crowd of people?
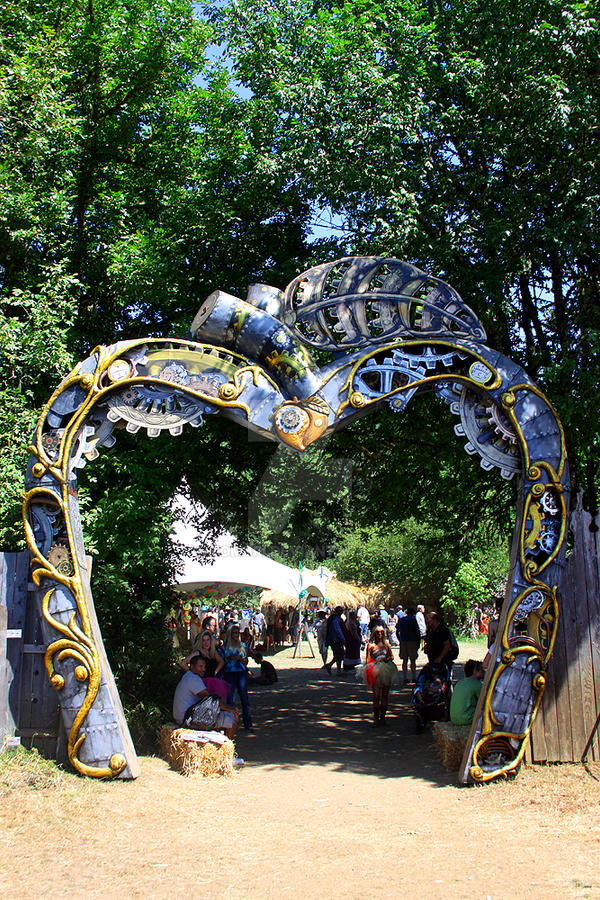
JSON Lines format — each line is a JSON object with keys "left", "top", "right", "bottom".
{"left": 172, "top": 609, "right": 278, "bottom": 736}
{"left": 314, "top": 602, "right": 497, "bottom": 731}
{"left": 172, "top": 599, "right": 500, "bottom": 739}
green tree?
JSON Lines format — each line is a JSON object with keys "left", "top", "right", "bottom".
{"left": 216, "top": 0, "right": 600, "bottom": 501}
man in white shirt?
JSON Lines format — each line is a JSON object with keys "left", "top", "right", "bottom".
{"left": 357, "top": 604, "right": 370, "bottom": 644}
{"left": 416, "top": 605, "right": 427, "bottom": 644}
{"left": 173, "top": 656, "right": 238, "bottom": 738}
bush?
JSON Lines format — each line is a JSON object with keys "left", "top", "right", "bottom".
{"left": 331, "top": 518, "right": 454, "bottom": 605}
{"left": 439, "top": 562, "right": 489, "bottom": 631}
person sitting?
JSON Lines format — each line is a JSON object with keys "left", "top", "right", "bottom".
{"left": 172, "top": 655, "right": 238, "bottom": 738}
{"left": 241, "top": 626, "right": 255, "bottom": 655}
{"left": 450, "top": 659, "right": 485, "bottom": 725}
{"left": 250, "top": 651, "right": 278, "bottom": 685}
{"left": 179, "top": 649, "right": 229, "bottom": 702}
{"left": 201, "top": 614, "right": 217, "bottom": 635}
{"left": 412, "top": 662, "right": 451, "bottom": 733}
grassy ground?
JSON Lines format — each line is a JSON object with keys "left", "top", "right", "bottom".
{"left": 456, "top": 633, "right": 489, "bottom": 659}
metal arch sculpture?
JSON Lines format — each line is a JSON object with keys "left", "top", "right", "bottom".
{"left": 23, "top": 256, "right": 569, "bottom": 783}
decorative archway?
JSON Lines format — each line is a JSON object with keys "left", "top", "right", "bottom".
{"left": 23, "top": 257, "right": 569, "bottom": 782}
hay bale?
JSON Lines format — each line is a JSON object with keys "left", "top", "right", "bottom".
{"left": 158, "top": 725, "right": 236, "bottom": 777}
{"left": 433, "top": 722, "right": 471, "bottom": 771}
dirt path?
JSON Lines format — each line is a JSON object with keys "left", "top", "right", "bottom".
{"left": 1, "top": 647, "right": 600, "bottom": 899}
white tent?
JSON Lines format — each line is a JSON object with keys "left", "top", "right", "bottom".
{"left": 170, "top": 492, "right": 331, "bottom": 600}
{"left": 173, "top": 553, "right": 329, "bottom": 599}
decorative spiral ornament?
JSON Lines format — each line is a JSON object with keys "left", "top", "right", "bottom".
{"left": 219, "top": 382, "right": 239, "bottom": 401}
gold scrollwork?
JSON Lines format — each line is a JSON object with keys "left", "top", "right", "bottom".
{"left": 23, "top": 352, "right": 123, "bottom": 777}
{"left": 349, "top": 391, "right": 367, "bottom": 409}
{"left": 335, "top": 339, "right": 502, "bottom": 417}
{"left": 23, "top": 338, "right": 279, "bottom": 779}
{"left": 219, "top": 382, "right": 240, "bottom": 401}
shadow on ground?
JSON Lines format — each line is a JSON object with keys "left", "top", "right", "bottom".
{"left": 238, "top": 655, "right": 457, "bottom": 788}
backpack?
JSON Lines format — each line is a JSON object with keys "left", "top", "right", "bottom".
{"left": 184, "top": 694, "right": 220, "bottom": 729}
{"left": 448, "top": 629, "right": 460, "bottom": 661}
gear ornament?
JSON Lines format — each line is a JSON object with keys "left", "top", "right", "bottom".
{"left": 23, "top": 257, "right": 569, "bottom": 786}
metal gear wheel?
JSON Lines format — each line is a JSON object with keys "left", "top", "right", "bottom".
{"left": 439, "top": 384, "right": 521, "bottom": 480}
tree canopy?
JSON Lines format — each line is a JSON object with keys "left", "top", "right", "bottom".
{"left": 1, "top": 0, "right": 598, "bottom": 707}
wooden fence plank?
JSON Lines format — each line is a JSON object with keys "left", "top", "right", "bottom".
{"left": 571, "top": 508, "right": 598, "bottom": 760}
{"left": 0, "top": 603, "right": 7, "bottom": 749}
{"left": 1, "top": 552, "right": 28, "bottom": 738}
{"left": 551, "top": 576, "right": 574, "bottom": 761}
{"left": 581, "top": 520, "right": 600, "bottom": 760}
{"left": 529, "top": 496, "right": 600, "bottom": 764}
{"left": 537, "top": 590, "right": 561, "bottom": 761}
{"left": 0, "top": 550, "right": 61, "bottom": 758}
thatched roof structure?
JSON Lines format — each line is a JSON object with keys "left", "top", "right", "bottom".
{"left": 261, "top": 578, "right": 382, "bottom": 610}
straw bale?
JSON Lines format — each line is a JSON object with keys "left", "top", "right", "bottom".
{"left": 158, "top": 725, "right": 236, "bottom": 777}
{"left": 432, "top": 721, "right": 471, "bottom": 771}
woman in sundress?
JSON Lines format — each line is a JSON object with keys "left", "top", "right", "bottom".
{"left": 364, "top": 625, "right": 398, "bottom": 726}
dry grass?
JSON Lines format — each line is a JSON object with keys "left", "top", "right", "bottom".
{"left": 157, "top": 725, "right": 236, "bottom": 777}
{"left": 488, "top": 759, "right": 600, "bottom": 817}
{"left": 2, "top": 654, "right": 600, "bottom": 899}
{"left": 0, "top": 746, "right": 66, "bottom": 794}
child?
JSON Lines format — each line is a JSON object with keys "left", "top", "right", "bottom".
{"left": 251, "top": 651, "right": 278, "bottom": 685}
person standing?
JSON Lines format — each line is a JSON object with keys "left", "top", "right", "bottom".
{"left": 252, "top": 607, "right": 266, "bottom": 643}
{"left": 324, "top": 606, "right": 346, "bottom": 676}
{"left": 315, "top": 609, "right": 329, "bottom": 665}
{"left": 388, "top": 610, "right": 399, "bottom": 645}
{"left": 415, "top": 605, "right": 427, "bottom": 645}
{"left": 396, "top": 607, "right": 421, "bottom": 684}
{"left": 357, "top": 603, "right": 370, "bottom": 646}
{"left": 222, "top": 623, "right": 254, "bottom": 732}
{"left": 424, "top": 612, "right": 453, "bottom": 667}
{"left": 289, "top": 604, "right": 300, "bottom": 644}
{"left": 364, "top": 625, "right": 398, "bottom": 726}
{"left": 342, "top": 610, "right": 362, "bottom": 670}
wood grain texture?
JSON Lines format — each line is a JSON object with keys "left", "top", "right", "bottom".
{"left": 529, "top": 495, "right": 600, "bottom": 762}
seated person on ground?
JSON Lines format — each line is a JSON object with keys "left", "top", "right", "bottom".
{"left": 412, "top": 662, "right": 451, "bottom": 733}
{"left": 250, "top": 651, "right": 278, "bottom": 684}
{"left": 173, "top": 655, "right": 238, "bottom": 739}
{"left": 449, "top": 659, "right": 485, "bottom": 725}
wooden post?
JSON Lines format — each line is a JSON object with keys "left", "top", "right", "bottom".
{"left": 0, "top": 552, "right": 28, "bottom": 742}
{"left": 529, "top": 494, "right": 600, "bottom": 762}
